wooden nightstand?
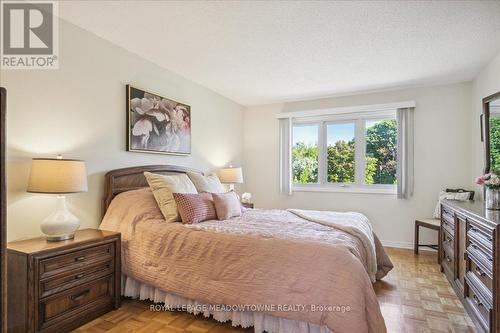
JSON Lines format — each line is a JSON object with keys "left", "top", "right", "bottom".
{"left": 242, "top": 202, "right": 254, "bottom": 209}
{"left": 7, "top": 229, "right": 121, "bottom": 333}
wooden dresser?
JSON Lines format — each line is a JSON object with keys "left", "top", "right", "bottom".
{"left": 440, "top": 200, "right": 499, "bottom": 333}
{"left": 7, "top": 229, "right": 121, "bottom": 333}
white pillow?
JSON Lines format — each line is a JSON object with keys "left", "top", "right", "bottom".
{"left": 187, "top": 172, "right": 224, "bottom": 193}
{"left": 144, "top": 172, "right": 197, "bottom": 222}
{"left": 432, "top": 191, "right": 471, "bottom": 218}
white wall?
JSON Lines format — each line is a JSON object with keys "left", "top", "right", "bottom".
{"left": 3, "top": 16, "right": 496, "bottom": 247}
{"left": 243, "top": 83, "right": 473, "bottom": 247}
{"left": 1, "top": 20, "right": 244, "bottom": 241}
{"left": 472, "top": 51, "right": 500, "bottom": 197}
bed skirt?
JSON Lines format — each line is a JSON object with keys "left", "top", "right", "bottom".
{"left": 122, "top": 275, "right": 333, "bottom": 333}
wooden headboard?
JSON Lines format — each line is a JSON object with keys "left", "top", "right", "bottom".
{"left": 102, "top": 165, "right": 203, "bottom": 217}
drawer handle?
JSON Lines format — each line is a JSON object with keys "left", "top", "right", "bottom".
{"left": 446, "top": 256, "right": 452, "bottom": 263}
{"left": 473, "top": 294, "right": 483, "bottom": 307}
{"left": 75, "top": 256, "right": 86, "bottom": 262}
{"left": 70, "top": 290, "right": 90, "bottom": 302}
{"left": 75, "top": 273, "right": 84, "bottom": 280}
{"left": 475, "top": 266, "right": 486, "bottom": 277}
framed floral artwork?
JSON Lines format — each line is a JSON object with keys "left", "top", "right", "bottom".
{"left": 126, "top": 85, "right": 191, "bottom": 155}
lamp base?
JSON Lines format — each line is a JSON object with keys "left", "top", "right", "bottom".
{"left": 41, "top": 195, "right": 80, "bottom": 242}
{"left": 46, "top": 234, "right": 75, "bottom": 242}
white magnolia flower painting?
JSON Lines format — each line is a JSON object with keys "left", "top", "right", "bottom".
{"left": 127, "top": 85, "right": 191, "bottom": 155}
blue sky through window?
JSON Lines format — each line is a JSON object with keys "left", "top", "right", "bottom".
{"left": 327, "top": 123, "right": 355, "bottom": 145}
{"left": 293, "top": 123, "right": 357, "bottom": 146}
{"left": 293, "top": 125, "right": 318, "bottom": 146}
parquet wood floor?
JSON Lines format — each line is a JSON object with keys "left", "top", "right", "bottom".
{"left": 73, "top": 248, "right": 476, "bottom": 333}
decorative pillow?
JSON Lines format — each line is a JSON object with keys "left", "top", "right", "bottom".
{"left": 433, "top": 190, "right": 471, "bottom": 218}
{"left": 187, "top": 172, "right": 224, "bottom": 193}
{"left": 173, "top": 192, "right": 216, "bottom": 224}
{"left": 144, "top": 172, "right": 197, "bottom": 222}
{"left": 212, "top": 191, "right": 242, "bottom": 220}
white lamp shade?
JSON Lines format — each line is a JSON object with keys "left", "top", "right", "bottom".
{"left": 27, "top": 158, "right": 88, "bottom": 194}
{"left": 218, "top": 167, "right": 244, "bottom": 184}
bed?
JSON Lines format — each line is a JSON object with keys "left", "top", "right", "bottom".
{"left": 99, "top": 165, "right": 393, "bottom": 333}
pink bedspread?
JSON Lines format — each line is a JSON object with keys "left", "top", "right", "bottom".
{"left": 100, "top": 188, "right": 393, "bottom": 333}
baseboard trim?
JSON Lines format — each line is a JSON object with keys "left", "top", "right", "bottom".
{"left": 381, "top": 240, "right": 438, "bottom": 252}
{"left": 380, "top": 240, "right": 414, "bottom": 249}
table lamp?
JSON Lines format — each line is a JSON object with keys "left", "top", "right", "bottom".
{"left": 27, "top": 156, "right": 88, "bottom": 241}
{"left": 218, "top": 166, "right": 243, "bottom": 191}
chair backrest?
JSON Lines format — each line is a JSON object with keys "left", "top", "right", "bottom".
{"left": 445, "top": 188, "right": 475, "bottom": 200}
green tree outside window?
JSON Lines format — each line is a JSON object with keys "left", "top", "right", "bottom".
{"left": 292, "top": 119, "right": 397, "bottom": 185}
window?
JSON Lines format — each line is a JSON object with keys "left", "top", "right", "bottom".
{"left": 292, "top": 124, "right": 319, "bottom": 184}
{"left": 290, "top": 110, "right": 398, "bottom": 193}
{"left": 327, "top": 122, "right": 355, "bottom": 183}
{"left": 279, "top": 102, "right": 415, "bottom": 197}
{"left": 365, "top": 119, "right": 397, "bottom": 185}
{"left": 490, "top": 107, "right": 500, "bottom": 171}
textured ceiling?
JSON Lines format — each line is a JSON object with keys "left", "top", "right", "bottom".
{"left": 59, "top": 1, "right": 500, "bottom": 106}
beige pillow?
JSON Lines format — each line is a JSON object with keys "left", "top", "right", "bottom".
{"left": 144, "top": 172, "right": 197, "bottom": 222}
{"left": 212, "top": 191, "right": 242, "bottom": 220}
{"left": 187, "top": 172, "right": 224, "bottom": 193}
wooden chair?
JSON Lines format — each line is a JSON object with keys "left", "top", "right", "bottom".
{"left": 414, "top": 189, "right": 475, "bottom": 261}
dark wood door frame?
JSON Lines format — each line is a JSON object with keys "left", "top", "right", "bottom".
{"left": 1, "top": 87, "right": 6, "bottom": 333}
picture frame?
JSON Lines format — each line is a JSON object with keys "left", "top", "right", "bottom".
{"left": 126, "top": 85, "right": 191, "bottom": 155}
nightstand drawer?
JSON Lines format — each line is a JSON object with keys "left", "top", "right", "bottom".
{"left": 39, "top": 275, "right": 115, "bottom": 330}
{"left": 39, "top": 242, "right": 114, "bottom": 279}
{"left": 40, "top": 259, "right": 114, "bottom": 298}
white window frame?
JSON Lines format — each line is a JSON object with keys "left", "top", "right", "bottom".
{"left": 291, "top": 110, "right": 398, "bottom": 194}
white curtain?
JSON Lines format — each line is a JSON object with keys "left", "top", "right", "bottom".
{"left": 396, "top": 107, "right": 415, "bottom": 199}
{"left": 279, "top": 118, "right": 292, "bottom": 195}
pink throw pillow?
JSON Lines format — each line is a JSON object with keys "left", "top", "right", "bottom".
{"left": 173, "top": 192, "right": 216, "bottom": 224}
{"left": 212, "top": 191, "right": 242, "bottom": 220}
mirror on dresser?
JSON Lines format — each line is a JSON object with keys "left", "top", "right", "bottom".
{"left": 483, "top": 91, "right": 500, "bottom": 173}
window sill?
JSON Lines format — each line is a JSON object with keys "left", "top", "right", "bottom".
{"left": 292, "top": 185, "right": 397, "bottom": 195}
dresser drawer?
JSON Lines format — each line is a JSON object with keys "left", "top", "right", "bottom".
{"left": 468, "top": 219, "right": 494, "bottom": 243}
{"left": 442, "top": 227, "right": 454, "bottom": 248}
{"left": 39, "top": 242, "right": 114, "bottom": 279}
{"left": 468, "top": 257, "right": 493, "bottom": 297}
{"left": 39, "top": 274, "right": 115, "bottom": 330}
{"left": 441, "top": 205, "right": 454, "bottom": 220}
{"left": 468, "top": 225, "right": 493, "bottom": 255}
{"left": 40, "top": 259, "right": 114, "bottom": 298}
{"left": 465, "top": 274, "right": 492, "bottom": 332}
{"left": 442, "top": 211, "right": 455, "bottom": 232}
{"left": 467, "top": 244, "right": 493, "bottom": 277}
{"left": 442, "top": 242, "right": 454, "bottom": 280}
